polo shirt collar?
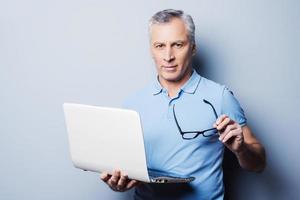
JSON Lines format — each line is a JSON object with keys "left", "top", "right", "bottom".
{"left": 152, "top": 76, "right": 162, "bottom": 95}
{"left": 152, "top": 69, "right": 201, "bottom": 95}
{"left": 181, "top": 69, "right": 201, "bottom": 94}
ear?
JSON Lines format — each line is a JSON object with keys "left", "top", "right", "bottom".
{"left": 192, "top": 43, "right": 196, "bottom": 56}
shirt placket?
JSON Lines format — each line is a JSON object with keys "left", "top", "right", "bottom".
{"left": 161, "top": 89, "right": 181, "bottom": 119}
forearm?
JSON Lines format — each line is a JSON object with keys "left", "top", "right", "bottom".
{"left": 235, "top": 142, "right": 266, "bottom": 172}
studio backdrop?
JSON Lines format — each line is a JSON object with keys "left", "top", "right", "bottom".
{"left": 0, "top": 0, "right": 299, "bottom": 199}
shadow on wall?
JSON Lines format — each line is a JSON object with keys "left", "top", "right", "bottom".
{"left": 192, "top": 46, "right": 214, "bottom": 81}
{"left": 222, "top": 153, "right": 288, "bottom": 200}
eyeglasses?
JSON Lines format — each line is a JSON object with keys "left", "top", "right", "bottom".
{"left": 172, "top": 99, "right": 218, "bottom": 140}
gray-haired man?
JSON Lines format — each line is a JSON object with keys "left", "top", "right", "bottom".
{"left": 100, "top": 9, "right": 266, "bottom": 200}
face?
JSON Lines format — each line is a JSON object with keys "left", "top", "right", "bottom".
{"left": 150, "top": 17, "right": 196, "bottom": 85}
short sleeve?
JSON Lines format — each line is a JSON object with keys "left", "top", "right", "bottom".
{"left": 221, "top": 87, "right": 247, "bottom": 126}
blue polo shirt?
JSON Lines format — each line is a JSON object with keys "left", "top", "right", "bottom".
{"left": 123, "top": 70, "right": 247, "bottom": 200}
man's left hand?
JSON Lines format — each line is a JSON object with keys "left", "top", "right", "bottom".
{"left": 213, "top": 114, "right": 244, "bottom": 154}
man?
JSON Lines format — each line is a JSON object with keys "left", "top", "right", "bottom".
{"left": 100, "top": 9, "right": 266, "bottom": 200}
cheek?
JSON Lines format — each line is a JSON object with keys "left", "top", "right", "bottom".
{"left": 177, "top": 52, "right": 190, "bottom": 65}
{"left": 152, "top": 54, "right": 163, "bottom": 65}
{"left": 181, "top": 50, "right": 193, "bottom": 64}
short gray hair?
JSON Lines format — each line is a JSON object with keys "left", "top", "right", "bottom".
{"left": 149, "top": 9, "right": 195, "bottom": 44}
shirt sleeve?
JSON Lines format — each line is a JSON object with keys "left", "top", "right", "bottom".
{"left": 221, "top": 87, "right": 247, "bottom": 126}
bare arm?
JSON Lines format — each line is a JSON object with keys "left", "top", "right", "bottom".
{"left": 214, "top": 115, "right": 266, "bottom": 172}
{"left": 234, "top": 126, "right": 266, "bottom": 172}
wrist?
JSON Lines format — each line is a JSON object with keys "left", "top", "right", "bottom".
{"left": 234, "top": 142, "right": 248, "bottom": 156}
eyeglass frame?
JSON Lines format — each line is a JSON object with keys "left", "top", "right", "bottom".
{"left": 172, "top": 99, "right": 219, "bottom": 140}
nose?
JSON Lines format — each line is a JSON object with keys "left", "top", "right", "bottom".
{"left": 163, "top": 47, "right": 175, "bottom": 62}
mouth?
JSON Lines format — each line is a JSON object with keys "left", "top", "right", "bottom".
{"left": 162, "top": 65, "right": 177, "bottom": 71}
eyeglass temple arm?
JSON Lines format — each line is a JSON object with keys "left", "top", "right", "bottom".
{"left": 172, "top": 104, "right": 183, "bottom": 132}
{"left": 203, "top": 99, "right": 218, "bottom": 119}
{"left": 173, "top": 101, "right": 218, "bottom": 134}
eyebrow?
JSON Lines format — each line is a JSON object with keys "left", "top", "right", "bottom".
{"left": 153, "top": 40, "right": 186, "bottom": 45}
{"left": 173, "top": 40, "right": 185, "bottom": 43}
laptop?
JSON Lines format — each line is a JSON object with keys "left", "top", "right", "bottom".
{"left": 63, "top": 103, "right": 195, "bottom": 183}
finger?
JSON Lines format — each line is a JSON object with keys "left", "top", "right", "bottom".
{"left": 214, "top": 116, "right": 226, "bottom": 131}
{"left": 222, "top": 130, "right": 239, "bottom": 143}
{"left": 117, "top": 173, "right": 128, "bottom": 190}
{"left": 216, "top": 117, "right": 233, "bottom": 132}
{"left": 215, "top": 114, "right": 227, "bottom": 125}
{"left": 219, "top": 124, "right": 236, "bottom": 141}
{"left": 126, "top": 180, "right": 139, "bottom": 190}
{"left": 108, "top": 170, "right": 121, "bottom": 187}
{"left": 126, "top": 180, "right": 138, "bottom": 190}
{"left": 100, "top": 172, "right": 111, "bottom": 182}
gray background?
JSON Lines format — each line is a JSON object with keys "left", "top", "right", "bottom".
{"left": 1, "top": 0, "right": 299, "bottom": 199}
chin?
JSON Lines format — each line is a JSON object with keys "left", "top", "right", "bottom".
{"left": 160, "top": 71, "right": 182, "bottom": 82}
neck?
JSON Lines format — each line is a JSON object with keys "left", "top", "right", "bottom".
{"left": 159, "top": 68, "right": 193, "bottom": 98}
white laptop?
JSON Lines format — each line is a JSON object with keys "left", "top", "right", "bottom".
{"left": 63, "top": 103, "right": 194, "bottom": 183}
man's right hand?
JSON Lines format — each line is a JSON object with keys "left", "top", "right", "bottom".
{"left": 100, "top": 170, "right": 140, "bottom": 192}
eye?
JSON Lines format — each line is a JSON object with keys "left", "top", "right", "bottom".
{"left": 174, "top": 43, "right": 183, "bottom": 48}
{"left": 155, "top": 44, "right": 164, "bottom": 49}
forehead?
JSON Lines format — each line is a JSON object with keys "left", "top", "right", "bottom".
{"left": 150, "top": 18, "right": 189, "bottom": 43}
